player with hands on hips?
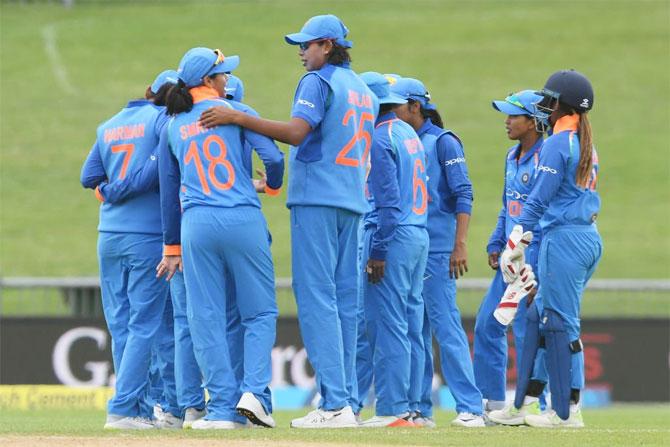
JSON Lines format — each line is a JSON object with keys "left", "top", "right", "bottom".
{"left": 198, "top": 16, "right": 376, "bottom": 429}
{"left": 501, "top": 70, "right": 602, "bottom": 429}
{"left": 388, "top": 77, "right": 482, "bottom": 428}
{"left": 159, "top": 47, "right": 284, "bottom": 430}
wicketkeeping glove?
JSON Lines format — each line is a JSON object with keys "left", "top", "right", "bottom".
{"left": 499, "top": 224, "right": 533, "bottom": 283}
{"left": 493, "top": 264, "right": 536, "bottom": 326}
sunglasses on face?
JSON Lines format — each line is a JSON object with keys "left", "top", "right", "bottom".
{"left": 298, "top": 38, "right": 331, "bottom": 51}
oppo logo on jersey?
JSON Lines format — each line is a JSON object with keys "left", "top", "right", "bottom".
{"left": 444, "top": 157, "right": 465, "bottom": 167}
{"left": 537, "top": 165, "right": 558, "bottom": 174}
{"left": 296, "top": 99, "right": 315, "bottom": 108}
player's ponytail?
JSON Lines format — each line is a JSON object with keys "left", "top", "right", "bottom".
{"left": 575, "top": 112, "right": 594, "bottom": 188}
{"left": 422, "top": 107, "right": 444, "bottom": 129}
{"left": 326, "top": 42, "right": 351, "bottom": 65}
{"left": 166, "top": 79, "right": 194, "bottom": 116}
{"left": 152, "top": 83, "right": 173, "bottom": 107}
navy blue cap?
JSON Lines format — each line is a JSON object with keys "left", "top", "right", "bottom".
{"left": 542, "top": 69, "right": 594, "bottom": 112}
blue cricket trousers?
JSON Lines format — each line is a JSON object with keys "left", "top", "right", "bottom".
{"left": 98, "top": 231, "right": 168, "bottom": 418}
{"left": 367, "top": 225, "right": 428, "bottom": 416}
{"left": 291, "top": 205, "right": 361, "bottom": 411}
{"left": 537, "top": 226, "right": 602, "bottom": 390}
{"left": 181, "top": 205, "right": 278, "bottom": 421}
{"left": 418, "top": 252, "right": 483, "bottom": 416}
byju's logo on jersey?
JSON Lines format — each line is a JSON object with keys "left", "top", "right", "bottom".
{"left": 296, "top": 99, "right": 315, "bottom": 108}
{"left": 538, "top": 165, "right": 558, "bottom": 174}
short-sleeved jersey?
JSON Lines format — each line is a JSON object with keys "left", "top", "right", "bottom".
{"left": 519, "top": 114, "right": 600, "bottom": 233}
{"left": 91, "top": 99, "right": 163, "bottom": 234}
{"left": 287, "top": 63, "right": 378, "bottom": 214}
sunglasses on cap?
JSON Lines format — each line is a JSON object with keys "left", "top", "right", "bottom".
{"left": 212, "top": 49, "right": 226, "bottom": 66}
{"left": 505, "top": 93, "right": 534, "bottom": 114}
{"left": 298, "top": 38, "right": 332, "bottom": 51}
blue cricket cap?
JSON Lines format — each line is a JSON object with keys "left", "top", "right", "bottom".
{"left": 224, "top": 74, "right": 245, "bottom": 102}
{"left": 384, "top": 73, "right": 402, "bottom": 86}
{"left": 391, "top": 77, "right": 436, "bottom": 110}
{"left": 492, "top": 90, "right": 543, "bottom": 116}
{"left": 285, "top": 15, "right": 353, "bottom": 48}
{"left": 360, "top": 71, "right": 407, "bottom": 105}
{"left": 177, "top": 47, "right": 240, "bottom": 88}
{"left": 150, "top": 69, "right": 179, "bottom": 94}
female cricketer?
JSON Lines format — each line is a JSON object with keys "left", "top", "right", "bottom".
{"left": 474, "top": 90, "right": 546, "bottom": 418}
{"left": 497, "top": 70, "right": 602, "bottom": 428}
{"left": 198, "top": 15, "right": 376, "bottom": 428}
{"left": 356, "top": 71, "right": 428, "bottom": 428}
{"left": 389, "top": 77, "right": 483, "bottom": 428}
{"left": 158, "top": 47, "right": 284, "bottom": 429}
{"left": 80, "top": 71, "right": 178, "bottom": 430}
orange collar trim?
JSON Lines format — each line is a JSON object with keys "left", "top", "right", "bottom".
{"left": 553, "top": 114, "right": 579, "bottom": 133}
{"left": 190, "top": 86, "right": 219, "bottom": 104}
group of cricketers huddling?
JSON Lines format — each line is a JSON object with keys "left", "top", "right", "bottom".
{"left": 81, "top": 14, "right": 602, "bottom": 430}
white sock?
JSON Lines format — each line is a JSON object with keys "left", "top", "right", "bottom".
{"left": 523, "top": 396, "right": 539, "bottom": 405}
{"left": 486, "top": 400, "right": 505, "bottom": 411}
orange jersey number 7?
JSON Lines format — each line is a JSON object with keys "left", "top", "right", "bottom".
{"left": 111, "top": 143, "right": 135, "bottom": 180}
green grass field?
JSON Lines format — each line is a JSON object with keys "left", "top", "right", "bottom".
{"left": 1, "top": 0, "right": 669, "bottom": 280}
{"left": 1, "top": 406, "right": 669, "bottom": 446}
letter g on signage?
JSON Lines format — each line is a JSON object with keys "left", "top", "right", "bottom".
{"left": 52, "top": 327, "right": 110, "bottom": 386}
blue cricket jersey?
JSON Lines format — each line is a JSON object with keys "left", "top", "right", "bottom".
{"left": 366, "top": 112, "right": 428, "bottom": 260}
{"left": 417, "top": 119, "right": 474, "bottom": 254}
{"left": 518, "top": 114, "right": 600, "bottom": 233}
{"left": 80, "top": 99, "right": 164, "bottom": 235}
{"left": 159, "top": 87, "right": 284, "bottom": 249}
{"left": 287, "top": 63, "right": 377, "bottom": 215}
{"left": 487, "top": 137, "right": 543, "bottom": 254}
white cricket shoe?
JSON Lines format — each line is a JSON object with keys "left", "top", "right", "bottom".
{"left": 290, "top": 405, "right": 359, "bottom": 429}
{"left": 153, "top": 404, "right": 165, "bottom": 422}
{"left": 411, "top": 412, "right": 436, "bottom": 428}
{"left": 359, "top": 413, "right": 416, "bottom": 428}
{"left": 183, "top": 407, "right": 206, "bottom": 429}
{"left": 451, "top": 412, "right": 486, "bottom": 428}
{"left": 156, "top": 411, "right": 183, "bottom": 429}
{"left": 236, "top": 392, "right": 276, "bottom": 428}
{"left": 191, "top": 419, "right": 248, "bottom": 430}
{"left": 104, "top": 416, "right": 155, "bottom": 430}
{"left": 525, "top": 408, "right": 584, "bottom": 428}
{"left": 103, "top": 414, "right": 124, "bottom": 429}
{"left": 488, "top": 401, "right": 541, "bottom": 426}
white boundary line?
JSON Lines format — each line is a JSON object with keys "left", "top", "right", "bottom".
{"left": 41, "top": 24, "right": 78, "bottom": 96}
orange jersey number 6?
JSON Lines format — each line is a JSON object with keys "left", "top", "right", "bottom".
{"left": 412, "top": 158, "right": 427, "bottom": 215}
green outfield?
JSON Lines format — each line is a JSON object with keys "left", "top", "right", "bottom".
{"left": 1, "top": 0, "right": 669, "bottom": 280}
{"left": 1, "top": 406, "right": 669, "bottom": 446}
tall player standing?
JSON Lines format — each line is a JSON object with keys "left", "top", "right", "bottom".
{"left": 199, "top": 15, "right": 376, "bottom": 428}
